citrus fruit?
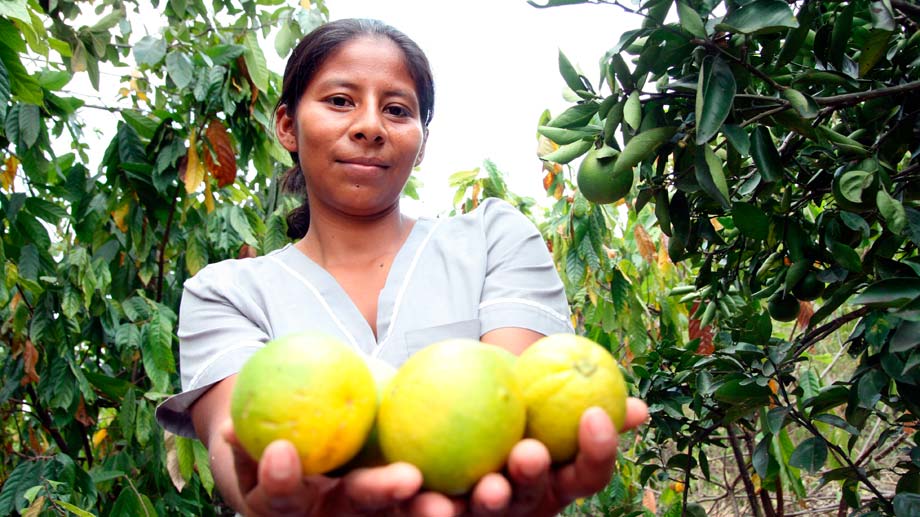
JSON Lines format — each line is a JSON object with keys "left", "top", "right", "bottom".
{"left": 577, "top": 147, "right": 632, "bottom": 204}
{"left": 377, "top": 339, "right": 525, "bottom": 495}
{"left": 792, "top": 270, "right": 824, "bottom": 301}
{"left": 513, "top": 334, "right": 627, "bottom": 463}
{"left": 230, "top": 332, "right": 376, "bottom": 475}
{"left": 767, "top": 291, "right": 800, "bottom": 322}
{"left": 344, "top": 356, "right": 397, "bottom": 469}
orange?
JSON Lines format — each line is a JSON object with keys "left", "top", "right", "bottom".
{"left": 577, "top": 147, "right": 632, "bottom": 204}
{"left": 514, "top": 334, "right": 627, "bottom": 463}
{"left": 344, "top": 356, "right": 398, "bottom": 469}
{"left": 377, "top": 339, "right": 525, "bottom": 495}
{"left": 767, "top": 291, "right": 800, "bottom": 322}
{"left": 230, "top": 332, "right": 376, "bottom": 475}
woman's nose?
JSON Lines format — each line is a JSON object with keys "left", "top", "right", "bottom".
{"left": 350, "top": 106, "right": 386, "bottom": 144}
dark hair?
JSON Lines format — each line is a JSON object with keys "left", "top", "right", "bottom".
{"left": 277, "top": 18, "right": 435, "bottom": 239}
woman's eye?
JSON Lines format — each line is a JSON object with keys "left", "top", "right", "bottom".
{"left": 385, "top": 105, "right": 410, "bottom": 117}
{"left": 328, "top": 96, "right": 351, "bottom": 107}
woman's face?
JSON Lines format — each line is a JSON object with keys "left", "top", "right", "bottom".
{"left": 276, "top": 36, "right": 426, "bottom": 220}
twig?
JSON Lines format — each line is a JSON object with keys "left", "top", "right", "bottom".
{"left": 25, "top": 385, "right": 71, "bottom": 456}
{"left": 727, "top": 424, "right": 764, "bottom": 517}
{"left": 692, "top": 39, "right": 787, "bottom": 92}
{"left": 156, "top": 184, "right": 181, "bottom": 302}
{"left": 815, "top": 80, "right": 920, "bottom": 107}
{"left": 739, "top": 104, "right": 792, "bottom": 129}
{"left": 892, "top": 0, "right": 920, "bottom": 17}
{"left": 791, "top": 307, "right": 871, "bottom": 360}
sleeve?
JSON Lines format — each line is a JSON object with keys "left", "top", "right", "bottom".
{"left": 155, "top": 263, "right": 271, "bottom": 438}
{"left": 477, "top": 198, "right": 574, "bottom": 336}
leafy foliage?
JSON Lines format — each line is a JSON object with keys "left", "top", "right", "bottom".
{"left": 0, "top": 0, "right": 326, "bottom": 513}
{"left": 535, "top": 0, "right": 920, "bottom": 515}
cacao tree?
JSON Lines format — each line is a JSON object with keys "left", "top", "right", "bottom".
{"left": 0, "top": 0, "right": 328, "bottom": 514}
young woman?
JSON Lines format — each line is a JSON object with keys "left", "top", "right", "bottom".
{"left": 156, "top": 18, "right": 648, "bottom": 516}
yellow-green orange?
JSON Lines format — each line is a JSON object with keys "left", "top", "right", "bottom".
{"left": 378, "top": 339, "right": 525, "bottom": 495}
{"left": 345, "top": 356, "right": 398, "bottom": 469}
{"left": 768, "top": 291, "right": 801, "bottom": 322}
{"left": 230, "top": 332, "right": 376, "bottom": 475}
{"left": 514, "top": 334, "right": 627, "bottom": 463}
{"left": 577, "top": 148, "right": 632, "bottom": 204}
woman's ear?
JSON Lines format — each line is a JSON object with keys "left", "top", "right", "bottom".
{"left": 414, "top": 129, "right": 428, "bottom": 167}
{"left": 275, "top": 104, "right": 298, "bottom": 152}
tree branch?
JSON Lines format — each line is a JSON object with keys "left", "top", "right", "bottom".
{"left": 815, "top": 80, "right": 920, "bottom": 107}
{"left": 156, "top": 185, "right": 181, "bottom": 303}
{"left": 727, "top": 424, "right": 764, "bottom": 517}
{"left": 692, "top": 39, "right": 787, "bottom": 92}
{"left": 25, "top": 385, "right": 71, "bottom": 456}
{"left": 892, "top": 0, "right": 920, "bottom": 17}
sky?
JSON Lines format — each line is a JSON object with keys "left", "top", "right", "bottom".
{"left": 322, "top": 0, "right": 641, "bottom": 216}
{"left": 63, "top": 1, "right": 642, "bottom": 217}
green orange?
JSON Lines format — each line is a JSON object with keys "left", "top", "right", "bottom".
{"left": 230, "top": 332, "right": 376, "bottom": 475}
{"left": 377, "top": 339, "right": 525, "bottom": 495}
{"left": 514, "top": 334, "right": 628, "bottom": 463}
{"left": 768, "top": 291, "right": 801, "bottom": 322}
{"left": 577, "top": 147, "right": 632, "bottom": 204}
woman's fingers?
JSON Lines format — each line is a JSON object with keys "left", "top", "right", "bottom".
{"left": 468, "top": 472, "right": 512, "bottom": 515}
{"left": 503, "top": 438, "right": 552, "bottom": 512}
{"left": 405, "top": 491, "right": 465, "bottom": 517}
{"left": 337, "top": 462, "right": 423, "bottom": 511}
{"left": 554, "top": 406, "right": 619, "bottom": 501}
{"left": 622, "top": 397, "right": 650, "bottom": 432}
{"left": 219, "top": 420, "right": 259, "bottom": 496}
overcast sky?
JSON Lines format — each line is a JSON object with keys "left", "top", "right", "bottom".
{"left": 323, "top": 0, "right": 641, "bottom": 216}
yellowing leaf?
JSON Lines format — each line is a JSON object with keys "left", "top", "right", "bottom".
{"left": 2, "top": 155, "right": 18, "bottom": 191}
{"left": 111, "top": 201, "right": 130, "bottom": 232}
{"left": 92, "top": 428, "right": 108, "bottom": 448}
{"left": 20, "top": 339, "right": 40, "bottom": 386}
{"left": 300, "top": 0, "right": 312, "bottom": 8}
{"left": 634, "top": 224, "right": 656, "bottom": 262}
{"left": 204, "top": 180, "right": 215, "bottom": 213}
{"left": 184, "top": 129, "right": 205, "bottom": 194}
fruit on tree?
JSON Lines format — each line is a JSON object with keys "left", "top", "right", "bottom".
{"left": 792, "top": 270, "right": 824, "bottom": 301}
{"left": 377, "top": 339, "right": 525, "bottom": 495}
{"left": 513, "top": 334, "right": 627, "bottom": 463}
{"left": 767, "top": 291, "right": 801, "bottom": 322}
{"left": 230, "top": 332, "right": 376, "bottom": 475}
{"left": 577, "top": 147, "right": 632, "bottom": 204}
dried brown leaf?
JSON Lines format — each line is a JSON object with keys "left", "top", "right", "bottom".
{"left": 634, "top": 224, "right": 656, "bottom": 263}
{"left": 20, "top": 339, "right": 40, "bottom": 386}
{"left": 204, "top": 120, "right": 237, "bottom": 187}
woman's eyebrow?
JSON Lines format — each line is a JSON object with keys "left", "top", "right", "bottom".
{"left": 314, "top": 79, "right": 417, "bottom": 103}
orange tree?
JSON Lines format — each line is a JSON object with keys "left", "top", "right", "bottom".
{"left": 532, "top": 0, "right": 920, "bottom": 515}
{"left": 0, "top": 0, "right": 327, "bottom": 514}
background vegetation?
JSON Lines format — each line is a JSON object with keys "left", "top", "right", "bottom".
{"left": 1, "top": 0, "right": 919, "bottom": 516}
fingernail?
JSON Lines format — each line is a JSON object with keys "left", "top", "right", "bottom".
{"left": 586, "top": 407, "right": 614, "bottom": 443}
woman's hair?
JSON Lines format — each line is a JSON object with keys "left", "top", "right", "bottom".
{"left": 276, "top": 18, "right": 435, "bottom": 239}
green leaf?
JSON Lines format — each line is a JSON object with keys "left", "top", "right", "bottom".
{"left": 767, "top": 407, "right": 789, "bottom": 434}
{"left": 165, "top": 51, "right": 194, "bottom": 89}
{"left": 528, "top": 0, "right": 590, "bottom": 7}
{"left": 142, "top": 309, "right": 175, "bottom": 393}
{"left": 829, "top": 2, "right": 854, "bottom": 70}
{"left": 829, "top": 241, "right": 862, "bottom": 272}
{"left": 122, "top": 297, "right": 150, "bottom": 322}
{"left": 789, "top": 437, "right": 827, "bottom": 473}
{"left": 894, "top": 493, "right": 920, "bottom": 517}
{"left": 0, "top": 459, "right": 44, "bottom": 514}
{"left": 857, "top": 370, "right": 886, "bottom": 408}
{"left": 891, "top": 320, "right": 920, "bottom": 353}
{"left": 677, "top": 1, "right": 706, "bottom": 38}
{"left": 110, "top": 486, "right": 156, "bottom": 517}
{"left": 753, "top": 434, "right": 773, "bottom": 477}
{"left": 722, "top": 124, "right": 749, "bottom": 156}
{"left": 750, "top": 126, "right": 783, "bottom": 182}
{"left": 695, "top": 145, "right": 730, "bottom": 208}
{"left": 547, "top": 102, "right": 599, "bottom": 129}
{"left": 776, "top": 3, "right": 815, "bottom": 68}
{"left": 134, "top": 35, "right": 166, "bottom": 66}
{"left": 853, "top": 278, "right": 920, "bottom": 307}
{"left": 837, "top": 170, "right": 873, "bottom": 203}
{"left": 623, "top": 90, "right": 641, "bottom": 131}
{"left": 0, "top": 43, "right": 42, "bottom": 105}
{"left": 695, "top": 56, "right": 735, "bottom": 144}
{"left": 558, "top": 49, "right": 587, "bottom": 93}
{"left": 50, "top": 500, "right": 95, "bottom": 517}
{"left": 859, "top": 29, "right": 892, "bottom": 77}
{"left": 732, "top": 202, "right": 769, "bottom": 241}
{"left": 614, "top": 126, "right": 676, "bottom": 175}
{"left": 18, "top": 102, "right": 40, "bottom": 148}
{"left": 877, "top": 189, "right": 907, "bottom": 235}
{"left": 813, "top": 414, "right": 858, "bottom": 436}
{"left": 193, "top": 439, "right": 215, "bottom": 495}
{"left": 177, "top": 435, "right": 195, "bottom": 482}
{"left": 781, "top": 88, "right": 818, "bottom": 119}
{"left": 541, "top": 139, "right": 592, "bottom": 164}
{"left": 908, "top": 208, "right": 920, "bottom": 247}
{"left": 608, "top": 53, "right": 634, "bottom": 91}
{"left": 0, "top": 57, "right": 10, "bottom": 112}
{"left": 243, "top": 31, "right": 269, "bottom": 92}
{"left": 121, "top": 110, "right": 158, "bottom": 140}
{"left": 717, "top": 0, "right": 798, "bottom": 35}
{"left": 537, "top": 126, "right": 598, "bottom": 145}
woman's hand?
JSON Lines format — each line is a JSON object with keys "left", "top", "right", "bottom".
{"left": 463, "top": 397, "right": 649, "bottom": 517}
{"left": 221, "top": 422, "right": 464, "bottom": 517}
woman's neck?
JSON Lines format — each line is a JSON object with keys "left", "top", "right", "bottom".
{"left": 294, "top": 204, "right": 415, "bottom": 270}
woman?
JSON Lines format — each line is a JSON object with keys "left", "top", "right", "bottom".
{"left": 156, "top": 18, "right": 648, "bottom": 516}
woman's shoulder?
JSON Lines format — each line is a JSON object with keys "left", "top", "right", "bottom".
{"left": 183, "top": 244, "right": 295, "bottom": 291}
